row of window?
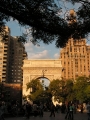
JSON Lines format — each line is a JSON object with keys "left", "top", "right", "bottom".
{"left": 13, "top": 80, "right": 21, "bottom": 82}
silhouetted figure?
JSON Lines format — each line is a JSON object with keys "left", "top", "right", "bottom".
{"left": 61, "top": 103, "right": 66, "bottom": 113}
{"left": 49, "top": 103, "right": 55, "bottom": 117}
{"left": 80, "top": 104, "right": 83, "bottom": 113}
{"left": 33, "top": 104, "right": 37, "bottom": 117}
{"left": 87, "top": 102, "right": 90, "bottom": 120}
{"left": 39, "top": 102, "right": 44, "bottom": 117}
{"left": 26, "top": 102, "right": 32, "bottom": 119}
{"left": 65, "top": 103, "right": 74, "bottom": 120}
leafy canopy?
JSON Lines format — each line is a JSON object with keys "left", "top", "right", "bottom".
{"left": 0, "top": 0, "right": 90, "bottom": 47}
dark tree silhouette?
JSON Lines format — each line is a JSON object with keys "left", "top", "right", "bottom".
{"left": 0, "top": 0, "right": 90, "bottom": 47}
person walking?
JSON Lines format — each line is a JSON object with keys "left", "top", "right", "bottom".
{"left": 65, "top": 103, "right": 71, "bottom": 119}
{"left": 39, "top": 102, "right": 44, "bottom": 117}
{"left": 49, "top": 103, "right": 55, "bottom": 117}
{"left": 86, "top": 102, "right": 90, "bottom": 120}
{"left": 33, "top": 103, "right": 37, "bottom": 117}
{"left": 65, "top": 102, "right": 74, "bottom": 120}
{"left": 69, "top": 103, "right": 74, "bottom": 120}
{"left": 26, "top": 102, "right": 32, "bottom": 119}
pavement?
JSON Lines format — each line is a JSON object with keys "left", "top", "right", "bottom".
{"left": 5, "top": 111, "right": 88, "bottom": 120}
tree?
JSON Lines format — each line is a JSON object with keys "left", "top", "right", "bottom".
{"left": 73, "top": 76, "right": 89, "bottom": 102}
{"left": 27, "top": 79, "right": 43, "bottom": 93}
{"left": 0, "top": 0, "right": 90, "bottom": 47}
{"left": 85, "top": 85, "right": 90, "bottom": 101}
{"left": 26, "top": 79, "right": 52, "bottom": 103}
{"left": 49, "top": 79, "right": 66, "bottom": 102}
{"left": 65, "top": 80, "right": 75, "bottom": 102}
{"left": 26, "top": 79, "right": 44, "bottom": 102}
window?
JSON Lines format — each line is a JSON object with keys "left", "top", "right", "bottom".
{"left": 17, "top": 80, "right": 20, "bottom": 82}
{"left": 18, "top": 76, "right": 21, "bottom": 78}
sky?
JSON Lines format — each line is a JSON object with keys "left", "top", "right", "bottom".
{"left": 5, "top": 1, "right": 90, "bottom": 60}
{"left": 6, "top": 20, "right": 60, "bottom": 59}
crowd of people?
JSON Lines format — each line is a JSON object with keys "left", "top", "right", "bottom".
{"left": 0, "top": 100, "right": 90, "bottom": 120}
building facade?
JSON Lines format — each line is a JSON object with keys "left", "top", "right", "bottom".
{"left": 0, "top": 26, "right": 11, "bottom": 82}
{"left": 8, "top": 36, "right": 27, "bottom": 83}
{"left": 60, "top": 38, "right": 90, "bottom": 80}
{"left": 0, "top": 26, "right": 27, "bottom": 83}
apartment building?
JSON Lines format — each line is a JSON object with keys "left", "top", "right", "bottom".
{"left": 0, "top": 26, "right": 11, "bottom": 82}
{"left": 0, "top": 26, "right": 27, "bottom": 83}
{"left": 60, "top": 38, "right": 90, "bottom": 80}
{"left": 8, "top": 36, "right": 27, "bottom": 83}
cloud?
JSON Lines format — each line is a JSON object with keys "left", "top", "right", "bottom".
{"left": 25, "top": 42, "right": 33, "bottom": 51}
{"left": 28, "top": 50, "right": 50, "bottom": 59}
{"left": 25, "top": 42, "right": 44, "bottom": 52}
{"left": 54, "top": 53, "right": 60, "bottom": 59}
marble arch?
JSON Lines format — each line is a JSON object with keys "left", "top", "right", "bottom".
{"left": 22, "top": 59, "right": 62, "bottom": 97}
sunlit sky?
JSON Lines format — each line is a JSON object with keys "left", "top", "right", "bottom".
{"left": 6, "top": 20, "right": 60, "bottom": 59}
{"left": 6, "top": 1, "right": 90, "bottom": 60}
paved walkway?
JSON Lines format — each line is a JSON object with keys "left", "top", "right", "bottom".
{"left": 5, "top": 112, "right": 88, "bottom": 120}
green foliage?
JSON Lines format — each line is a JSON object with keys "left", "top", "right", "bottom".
{"left": 85, "top": 85, "right": 90, "bottom": 101}
{"left": 49, "top": 79, "right": 66, "bottom": 102}
{"left": 28, "top": 89, "right": 44, "bottom": 102}
{"left": 0, "top": 0, "right": 90, "bottom": 47}
{"left": 73, "top": 76, "right": 89, "bottom": 102}
{"left": 26, "top": 76, "right": 90, "bottom": 103}
{"left": 26, "top": 79, "right": 52, "bottom": 103}
{"left": 30, "top": 90, "right": 52, "bottom": 104}
{"left": 65, "top": 80, "right": 74, "bottom": 101}
{"left": 26, "top": 79, "right": 43, "bottom": 93}
{"left": 49, "top": 79, "right": 62, "bottom": 95}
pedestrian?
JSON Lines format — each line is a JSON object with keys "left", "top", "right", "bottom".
{"left": 65, "top": 102, "right": 74, "bottom": 120}
{"left": 65, "top": 103, "right": 71, "bottom": 119}
{"left": 49, "top": 103, "right": 55, "bottom": 117}
{"left": 69, "top": 103, "right": 74, "bottom": 120}
{"left": 26, "top": 102, "right": 32, "bottom": 119}
{"left": 80, "top": 103, "right": 84, "bottom": 113}
{"left": 86, "top": 102, "right": 90, "bottom": 120}
{"left": 33, "top": 103, "right": 37, "bottom": 117}
{"left": 38, "top": 102, "right": 44, "bottom": 117}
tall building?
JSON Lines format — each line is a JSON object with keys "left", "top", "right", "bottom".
{"left": 0, "top": 26, "right": 11, "bottom": 83}
{"left": 60, "top": 38, "right": 90, "bottom": 80}
{"left": 0, "top": 26, "right": 27, "bottom": 83}
{"left": 8, "top": 36, "right": 27, "bottom": 83}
